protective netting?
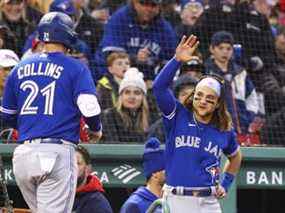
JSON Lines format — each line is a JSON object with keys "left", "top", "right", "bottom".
{"left": 0, "top": 0, "right": 285, "bottom": 146}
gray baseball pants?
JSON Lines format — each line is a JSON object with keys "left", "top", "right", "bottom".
{"left": 13, "top": 143, "right": 77, "bottom": 213}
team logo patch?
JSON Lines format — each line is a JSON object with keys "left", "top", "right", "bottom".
{"left": 205, "top": 162, "right": 221, "bottom": 185}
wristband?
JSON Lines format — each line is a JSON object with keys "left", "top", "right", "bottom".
{"left": 221, "top": 172, "right": 235, "bottom": 192}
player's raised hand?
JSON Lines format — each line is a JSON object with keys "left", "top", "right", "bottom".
{"left": 174, "top": 35, "right": 199, "bottom": 62}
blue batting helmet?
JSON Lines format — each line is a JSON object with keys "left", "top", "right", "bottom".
{"left": 37, "top": 12, "right": 77, "bottom": 49}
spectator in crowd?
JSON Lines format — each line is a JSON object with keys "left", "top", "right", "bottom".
{"left": 72, "top": 0, "right": 104, "bottom": 54}
{"left": 260, "top": 105, "right": 285, "bottom": 145}
{"left": 259, "top": 25, "right": 285, "bottom": 145}
{"left": 89, "top": 0, "right": 111, "bottom": 24}
{"left": 49, "top": 0, "right": 76, "bottom": 16}
{"left": 73, "top": 145, "right": 113, "bottom": 213}
{"left": 0, "top": 0, "right": 35, "bottom": 56}
{"left": 274, "top": 25, "right": 285, "bottom": 85}
{"left": 179, "top": 53, "right": 204, "bottom": 80}
{"left": 0, "top": 21, "right": 17, "bottom": 50}
{"left": 120, "top": 137, "right": 165, "bottom": 213}
{"left": 94, "top": 0, "right": 177, "bottom": 81}
{"left": 176, "top": 0, "right": 204, "bottom": 39}
{"left": 204, "top": 31, "right": 259, "bottom": 134}
{"left": 49, "top": 0, "right": 104, "bottom": 55}
{"left": 148, "top": 75, "right": 197, "bottom": 142}
{"left": 69, "top": 39, "right": 93, "bottom": 67}
{"left": 0, "top": 49, "right": 19, "bottom": 143}
{"left": 160, "top": 0, "right": 180, "bottom": 27}
{"left": 97, "top": 52, "right": 131, "bottom": 110}
{"left": 233, "top": 0, "right": 277, "bottom": 91}
{"left": 101, "top": 68, "right": 154, "bottom": 143}
{"left": 24, "top": 0, "right": 43, "bottom": 26}
{"left": 252, "top": 0, "right": 278, "bottom": 18}
{"left": 257, "top": 25, "right": 285, "bottom": 116}
{"left": 88, "top": 0, "right": 125, "bottom": 19}
{"left": 192, "top": 0, "right": 236, "bottom": 58}
{"left": 0, "top": 49, "right": 19, "bottom": 97}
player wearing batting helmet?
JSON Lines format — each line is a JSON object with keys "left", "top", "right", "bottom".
{"left": 153, "top": 35, "right": 242, "bottom": 213}
{"left": 0, "top": 12, "right": 102, "bottom": 213}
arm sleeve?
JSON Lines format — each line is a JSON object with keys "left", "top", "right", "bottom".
{"left": 84, "top": 115, "right": 102, "bottom": 132}
{"left": 153, "top": 57, "right": 181, "bottom": 118}
{"left": 223, "top": 130, "right": 240, "bottom": 157}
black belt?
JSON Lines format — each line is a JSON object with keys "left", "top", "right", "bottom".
{"left": 171, "top": 188, "right": 212, "bottom": 197}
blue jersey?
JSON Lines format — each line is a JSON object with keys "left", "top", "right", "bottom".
{"left": 153, "top": 58, "right": 239, "bottom": 188}
{"left": 94, "top": 4, "right": 177, "bottom": 80}
{"left": 163, "top": 102, "right": 238, "bottom": 187}
{"left": 1, "top": 52, "right": 96, "bottom": 143}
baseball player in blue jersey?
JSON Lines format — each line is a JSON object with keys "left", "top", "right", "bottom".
{"left": 0, "top": 12, "right": 102, "bottom": 213}
{"left": 153, "top": 35, "right": 242, "bottom": 212}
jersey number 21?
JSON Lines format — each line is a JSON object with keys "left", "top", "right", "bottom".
{"left": 20, "top": 80, "right": 56, "bottom": 115}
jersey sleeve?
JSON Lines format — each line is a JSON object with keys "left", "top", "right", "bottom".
{"left": 73, "top": 65, "right": 97, "bottom": 100}
{"left": 153, "top": 58, "right": 181, "bottom": 119}
{"left": 1, "top": 71, "right": 17, "bottom": 115}
{"left": 223, "top": 129, "right": 240, "bottom": 157}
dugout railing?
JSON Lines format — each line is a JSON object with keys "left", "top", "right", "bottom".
{"left": 1, "top": 144, "right": 285, "bottom": 212}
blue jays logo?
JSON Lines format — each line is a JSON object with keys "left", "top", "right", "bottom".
{"left": 206, "top": 162, "right": 220, "bottom": 185}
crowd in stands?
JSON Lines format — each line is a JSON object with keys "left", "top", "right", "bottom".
{"left": 1, "top": 0, "right": 285, "bottom": 146}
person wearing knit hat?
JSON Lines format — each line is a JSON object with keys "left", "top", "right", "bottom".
{"left": 119, "top": 67, "right": 147, "bottom": 95}
{"left": 120, "top": 137, "right": 165, "bottom": 213}
{"left": 101, "top": 67, "right": 152, "bottom": 143}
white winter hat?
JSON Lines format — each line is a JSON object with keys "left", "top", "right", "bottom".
{"left": 0, "top": 49, "right": 19, "bottom": 68}
{"left": 119, "top": 67, "right": 147, "bottom": 94}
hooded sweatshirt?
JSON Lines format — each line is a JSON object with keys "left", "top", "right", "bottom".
{"left": 73, "top": 175, "right": 113, "bottom": 213}
{"left": 120, "top": 186, "right": 161, "bottom": 213}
